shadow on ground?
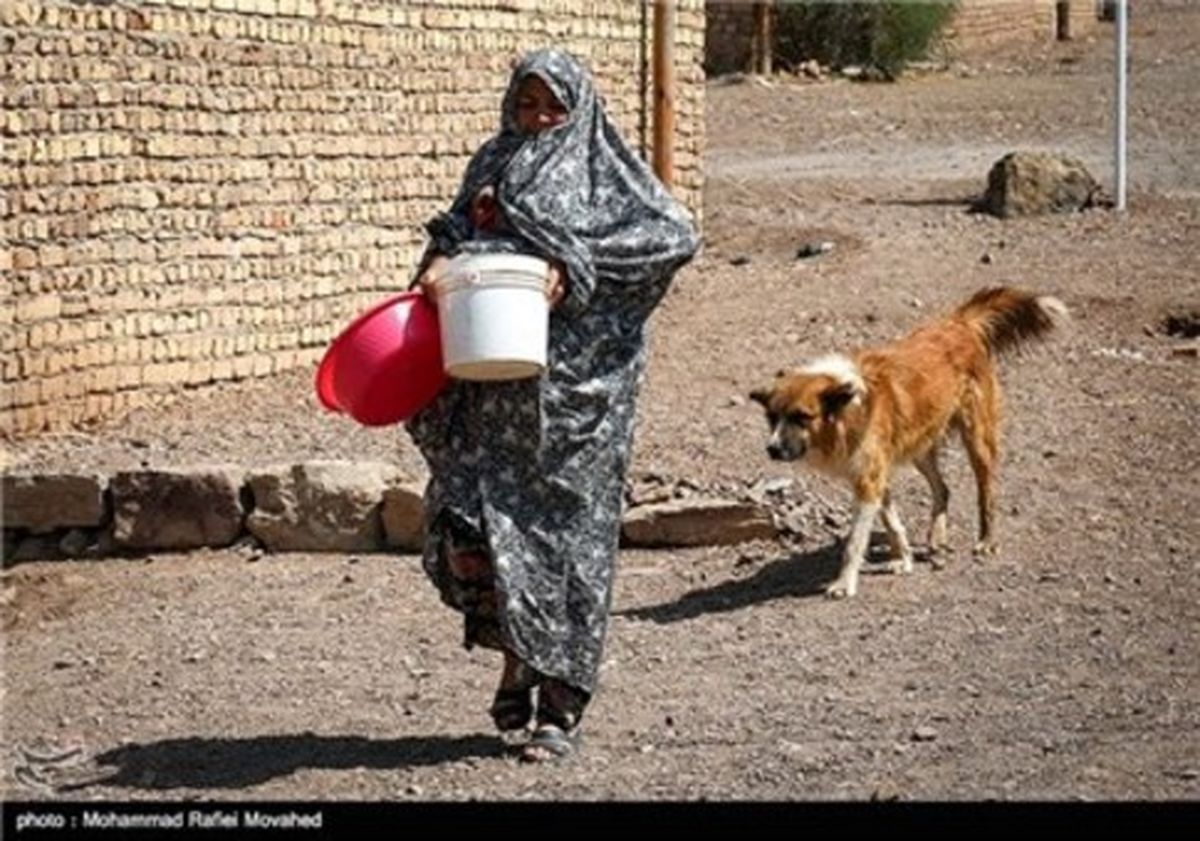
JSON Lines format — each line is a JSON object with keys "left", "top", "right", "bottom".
{"left": 61, "top": 732, "right": 504, "bottom": 792}
{"left": 617, "top": 543, "right": 844, "bottom": 624}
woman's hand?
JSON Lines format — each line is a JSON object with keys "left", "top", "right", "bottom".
{"left": 545, "top": 261, "right": 567, "bottom": 309}
{"left": 415, "top": 254, "right": 451, "bottom": 298}
{"left": 470, "top": 186, "right": 500, "bottom": 232}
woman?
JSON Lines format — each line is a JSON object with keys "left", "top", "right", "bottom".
{"left": 407, "top": 49, "right": 699, "bottom": 762}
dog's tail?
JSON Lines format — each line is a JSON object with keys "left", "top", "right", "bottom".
{"left": 954, "top": 286, "right": 1069, "bottom": 357}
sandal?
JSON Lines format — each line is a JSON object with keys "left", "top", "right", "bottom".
{"left": 520, "top": 723, "right": 580, "bottom": 763}
{"left": 489, "top": 655, "right": 538, "bottom": 733}
{"left": 490, "top": 687, "right": 534, "bottom": 733}
{"left": 518, "top": 677, "right": 588, "bottom": 761}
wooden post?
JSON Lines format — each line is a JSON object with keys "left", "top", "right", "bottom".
{"left": 652, "top": 0, "right": 675, "bottom": 188}
{"left": 751, "top": 1, "right": 773, "bottom": 75}
{"left": 1114, "top": 0, "right": 1127, "bottom": 211}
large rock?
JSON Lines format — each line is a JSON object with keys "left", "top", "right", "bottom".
{"left": 246, "top": 461, "right": 400, "bottom": 552}
{"left": 2, "top": 473, "right": 108, "bottom": 533}
{"left": 621, "top": 498, "right": 779, "bottom": 548}
{"left": 982, "top": 151, "right": 1100, "bottom": 218}
{"left": 381, "top": 483, "right": 426, "bottom": 553}
{"left": 111, "top": 468, "right": 245, "bottom": 550}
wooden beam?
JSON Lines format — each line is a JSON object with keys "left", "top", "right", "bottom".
{"left": 751, "top": 1, "right": 773, "bottom": 75}
{"left": 652, "top": 0, "right": 675, "bottom": 188}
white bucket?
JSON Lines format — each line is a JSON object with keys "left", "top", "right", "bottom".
{"left": 436, "top": 253, "right": 550, "bottom": 381}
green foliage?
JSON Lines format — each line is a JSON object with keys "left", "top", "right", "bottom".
{"left": 775, "top": 1, "right": 958, "bottom": 80}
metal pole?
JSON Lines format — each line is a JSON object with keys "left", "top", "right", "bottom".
{"left": 1115, "top": 0, "right": 1128, "bottom": 211}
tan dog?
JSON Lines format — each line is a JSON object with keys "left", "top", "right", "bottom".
{"left": 750, "top": 287, "right": 1067, "bottom": 598}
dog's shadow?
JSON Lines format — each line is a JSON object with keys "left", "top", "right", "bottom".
{"left": 617, "top": 543, "right": 845, "bottom": 625}
{"left": 57, "top": 732, "right": 503, "bottom": 793}
{"left": 618, "top": 538, "right": 932, "bottom": 625}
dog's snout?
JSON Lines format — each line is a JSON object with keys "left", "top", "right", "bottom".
{"left": 766, "top": 435, "right": 805, "bottom": 461}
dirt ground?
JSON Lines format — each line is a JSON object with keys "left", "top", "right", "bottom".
{"left": 3, "top": 7, "right": 1198, "bottom": 808}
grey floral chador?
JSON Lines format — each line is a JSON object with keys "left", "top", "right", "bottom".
{"left": 406, "top": 49, "right": 699, "bottom": 694}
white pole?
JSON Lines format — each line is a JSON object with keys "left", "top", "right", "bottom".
{"left": 1115, "top": 0, "right": 1128, "bottom": 211}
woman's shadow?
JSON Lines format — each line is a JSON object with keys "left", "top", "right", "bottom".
{"left": 58, "top": 732, "right": 504, "bottom": 793}
{"left": 617, "top": 542, "right": 846, "bottom": 625}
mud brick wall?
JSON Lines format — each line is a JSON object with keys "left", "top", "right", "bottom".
{"left": 947, "top": 0, "right": 1098, "bottom": 47}
{"left": 0, "top": 0, "right": 705, "bottom": 436}
{"left": 946, "top": 0, "right": 1048, "bottom": 44}
{"left": 1061, "top": 0, "right": 1102, "bottom": 39}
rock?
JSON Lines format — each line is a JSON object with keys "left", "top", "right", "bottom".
{"left": 12, "top": 534, "right": 60, "bottom": 562}
{"left": 111, "top": 467, "right": 245, "bottom": 551}
{"left": 778, "top": 507, "right": 820, "bottom": 537}
{"left": 797, "top": 59, "right": 823, "bottom": 80}
{"left": 247, "top": 461, "right": 400, "bottom": 552}
{"left": 381, "top": 483, "right": 426, "bottom": 552}
{"left": 95, "top": 530, "right": 116, "bottom": 557}
{"left": 760, "top": 478, "right": 793, "bottom": 496}
{"left": 1, "top": 473, "right": 108, "bottom": 533}
{"left": 870, "top": 781, "right": 902, "bottom": 801}
{"left": 796, "top": 241, "right": 835, "bottom": 259}
{"left": 621, "top": 498, "right": 778, "bottom": 548}
{"left": 627, "top": 478, "right": 674, "bottom": 507}
{"left": 912, "top": 726, "right": 939, "bottom": 742}
{"left": 1170, "top": 342, "right": 1199, "bottom": 359}
{"left": 2, "top": 529, "right": 19, "bottom": 562}
{"left": 982, "top": 152, "right": 1100, "bottom": 218}
{"left": 57, "top": 529, "right": 91, "bottom": 558}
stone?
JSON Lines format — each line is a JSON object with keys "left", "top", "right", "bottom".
{"left": 58, "top": 528, "right": 91, "bottom": 558}
{"left": 622, "top": 498, "right": 778, "bottom": 548}
{"left": 2, "top": 473, "right": 107, "bottom": 533}
{"left": 381, "top": 483, "right": 426, "bottom": 552}
{"left": 982, "top": 151, "right": 1100, "bottom": 218}
{"left": 111, "top": 467, "right": 245, "bottom": 550}
{"left": 246, "top": 461, "right": 400, "bottom": 552}
{"left": 11, "top": 534, "right": 60, "bottom": 562}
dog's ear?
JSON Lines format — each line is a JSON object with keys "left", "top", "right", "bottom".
{"left": 819, "top": 382, "right": 859, "bottom": 419}
{"left": 749, "top": 386, "right": 773, "bottom": 408}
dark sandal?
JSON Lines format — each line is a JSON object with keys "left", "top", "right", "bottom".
{"left": 536, "top": 678, "right": 589, "bottom": 732}
{"left": 489, "top": 658, "right": 538, "bottom": 732}
{"left": 490, "top": 687, "right": 534, "bottom": 733}
{"left": 520, "top": 723, "right": 579, "bottom": 763}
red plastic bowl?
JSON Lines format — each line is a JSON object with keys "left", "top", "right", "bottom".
{"left": 315, "top": 292, "right": 447, "bottom": 426}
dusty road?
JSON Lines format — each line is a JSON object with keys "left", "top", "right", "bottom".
{"left": 3, "top": 5, "right": 1198, "bottom": 807}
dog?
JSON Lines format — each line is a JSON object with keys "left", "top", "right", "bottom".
{"left": 750, "top": 286, "right": 1068, "bottom": 598}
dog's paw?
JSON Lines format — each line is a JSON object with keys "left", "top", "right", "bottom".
{"left": 824, "top": 579, "right": 857, "bottom": 599}
{"left": 972, "top": 540, "right": 998, "bottom": 559}
{"left": 927, "top": 546, "right": 950, "bottom": 570}
{"left": 880, "top": 556, "right": 914, "bottom": 575}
